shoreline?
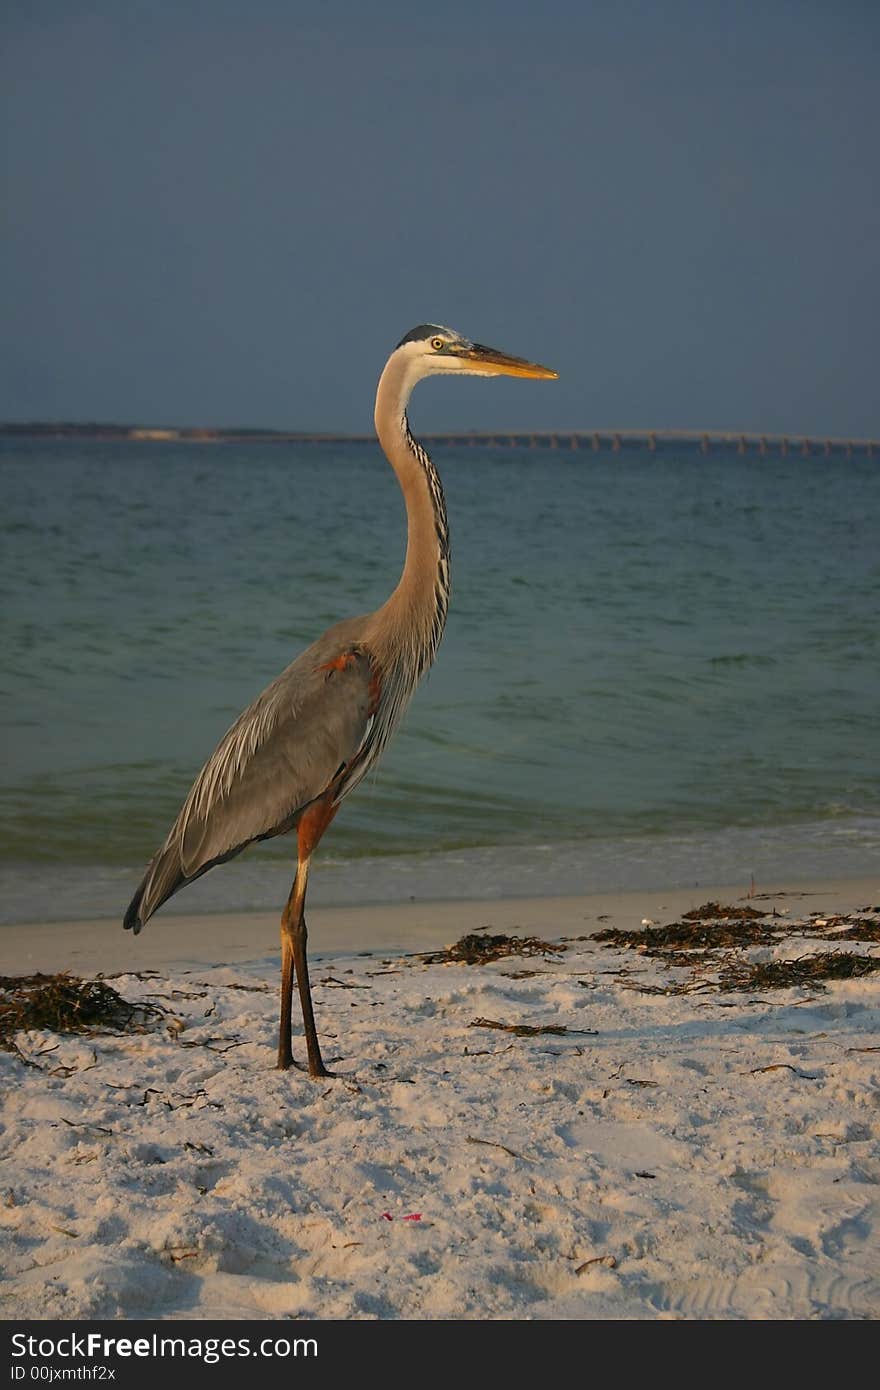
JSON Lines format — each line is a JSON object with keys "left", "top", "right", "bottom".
{"left": 2, "top": 874, "right": 876, "bottom": 975}
{"left": 4, "top": 816, "right": 880, "bottom": 929}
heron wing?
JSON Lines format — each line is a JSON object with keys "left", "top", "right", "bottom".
{"left": 179, "top": 643, "right": 374, "bottom": 872}
{"left": 128, "top": 630, "right": 376, "bottom": 927}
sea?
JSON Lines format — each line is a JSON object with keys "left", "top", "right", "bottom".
{"left": 2, "top": 436, "right": 878, "bottom": 925}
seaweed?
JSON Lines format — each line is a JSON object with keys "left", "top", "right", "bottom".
{"left": 0, "top": 972, "right": 163, "bottom": 1058}
{"left": 594, "top": 919, "right": 774, "bottom": 954}
{"left": 468, "top": 1016, "right": 594, "bottom": 1037}
{"left": 593, "top": 902, "right": 880, "bottom": 997}
{"left": 681, "top": 901, "right": 766, "bottom": 921}
{"left": 718, "top": 952, "right": 880, "bottom": 993}
{"left": 594, "top": 903, "right": 880, "bottom": 964}
{"left": 811, "top": 918, "right": 880, "bottom": 942}
{"left": 420, "top": 932, "right": 566, "bottom": 965}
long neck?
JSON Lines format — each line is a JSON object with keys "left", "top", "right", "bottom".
{"left": 365, "top": 353, "right": 450, "bottom": 677}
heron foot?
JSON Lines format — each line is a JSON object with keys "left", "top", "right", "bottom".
{"left": 304, "top": 1050, "right": 335, "bottom": 1079}
{"left": 278, "top": 1056, "right": 337, "bottom": 1079}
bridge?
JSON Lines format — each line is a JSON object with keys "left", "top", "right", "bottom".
{"left": 298, "top": 428, "right": 877, "bottom": 456}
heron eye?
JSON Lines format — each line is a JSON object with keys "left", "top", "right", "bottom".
{"left": 430, "top": 337, "right": 445, "bottom": 351}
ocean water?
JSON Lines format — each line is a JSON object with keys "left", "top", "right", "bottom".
{"left": 1, "top": 437, "right": 878, "bottom": 923}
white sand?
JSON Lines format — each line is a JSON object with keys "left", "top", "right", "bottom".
{"left": 1, "top": 879, "right": 878, "bottom": 1320}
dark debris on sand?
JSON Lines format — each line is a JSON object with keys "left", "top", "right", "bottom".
{"left": 0, "top": 972, "right": 164, "bottom": 1058}
{"left": 719, "top": 952, "right": 880, "bottom": 992}
{"left": 595, "top": 918, "right": 774, "bottom": 955}
{"left": 681, "top": 901, "right": 766, "bottom": 921}
{"left": 593, "top": 902, "right": 880, "bottom": 995}
{"left": 814, "top": 918, "right": 880, "bottom": 942}
{"left": 419, "top": 932, "right": 567, "bottom": 966}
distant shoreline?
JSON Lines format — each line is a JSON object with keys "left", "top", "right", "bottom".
{"left": 0, "top": 421, "right": 353, "bottom": 443}
{"left": 1, "top": 421, "right": 877, "bottom": 454}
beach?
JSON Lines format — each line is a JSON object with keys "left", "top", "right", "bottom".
{"left": 2, "top": 876, "right": 878, "bottom": 1320}
{"left": 5, "top": 0, "right": 880, "bottom": 1335}
{"left": 3, "top": 435, "right": 878, "bottom": 1325}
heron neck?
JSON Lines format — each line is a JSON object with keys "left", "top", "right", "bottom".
{"left": 367, "top": 355, "right": 450, "bottom": 674}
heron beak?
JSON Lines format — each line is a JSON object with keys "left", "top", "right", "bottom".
{"left": 457, "top": 343, "right": 559, "bottom": 380}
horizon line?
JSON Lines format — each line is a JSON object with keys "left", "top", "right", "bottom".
{"left": 1, "top": 421, "right": 878, "bottom": 449}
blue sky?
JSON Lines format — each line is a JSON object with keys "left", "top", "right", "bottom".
{"left": 2, "top": 1, "right": 878, "bottom": 434}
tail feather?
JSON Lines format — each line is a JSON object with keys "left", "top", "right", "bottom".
{"left": 123, "top": 834, "right": 255, "bottom": 935}
{"left": 123, "top": 844, "right": 186, "bottom": 935}
{"left": 122, "top": 885, "right": 145, "bottom": 935}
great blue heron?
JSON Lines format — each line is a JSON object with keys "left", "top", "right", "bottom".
{"left": 124, "top": 324, "right": 557, "bottom": 1076}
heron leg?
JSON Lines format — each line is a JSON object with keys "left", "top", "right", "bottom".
{"left": 278, "top": 795, "right": 340, "bottom": 1076}
{"left": 277, "top": 890, "right": 297, "bottom": 1071}
{"left": 293, "top": 920, "right": 329, "bottom": 1080}
{"left": 277, "top": 854, "right": 331, "bottom": 1078}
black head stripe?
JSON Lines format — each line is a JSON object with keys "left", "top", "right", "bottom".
{"left": 396, "top": 324, "right": 447, "bottom": 349}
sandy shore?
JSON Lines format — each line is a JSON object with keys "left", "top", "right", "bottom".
{"left": 1, "top": 876, "right": 878, "bottom": 1320}
{"left": 1, "top": 876, "right": 876, "bottom": 975}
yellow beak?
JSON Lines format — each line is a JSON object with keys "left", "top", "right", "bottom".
{"left": 458, "top": 343, "right": 559, "bottom": 380}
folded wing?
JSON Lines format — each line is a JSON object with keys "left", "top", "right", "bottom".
{"left": 124, "top": 633, "right": 375, "bottom": 932}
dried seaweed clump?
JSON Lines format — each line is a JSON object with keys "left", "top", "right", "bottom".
{"left": 718, "top": 952, "right": 880, "bottom": 993}
{"left": 0, "top": 972, "right": 162, "bottom": 1053}
{"left": 594, "top": 918, "right": 772, "bottom": 956}
{"left": 421, "top": 932, "right": 566, "bottom": 966}
{"left": 469, "top": 1016, "right": 570, "bottom": 1037}
{"left": 812, "top": 918, "right": 880, "bottom": 943}
{"left": 681, "top": 901, "right": 765, "bottom": 921}
{"left": 593, "top": 903, "right": 880, "bottom": 995}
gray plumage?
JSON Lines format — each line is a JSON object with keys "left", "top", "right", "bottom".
{"left": 124, "top": 622, "right": 375, "bottom": 931}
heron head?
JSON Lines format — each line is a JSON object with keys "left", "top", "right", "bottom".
{"left": 394, "top": 324, "right": 558, "bottom": 382}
